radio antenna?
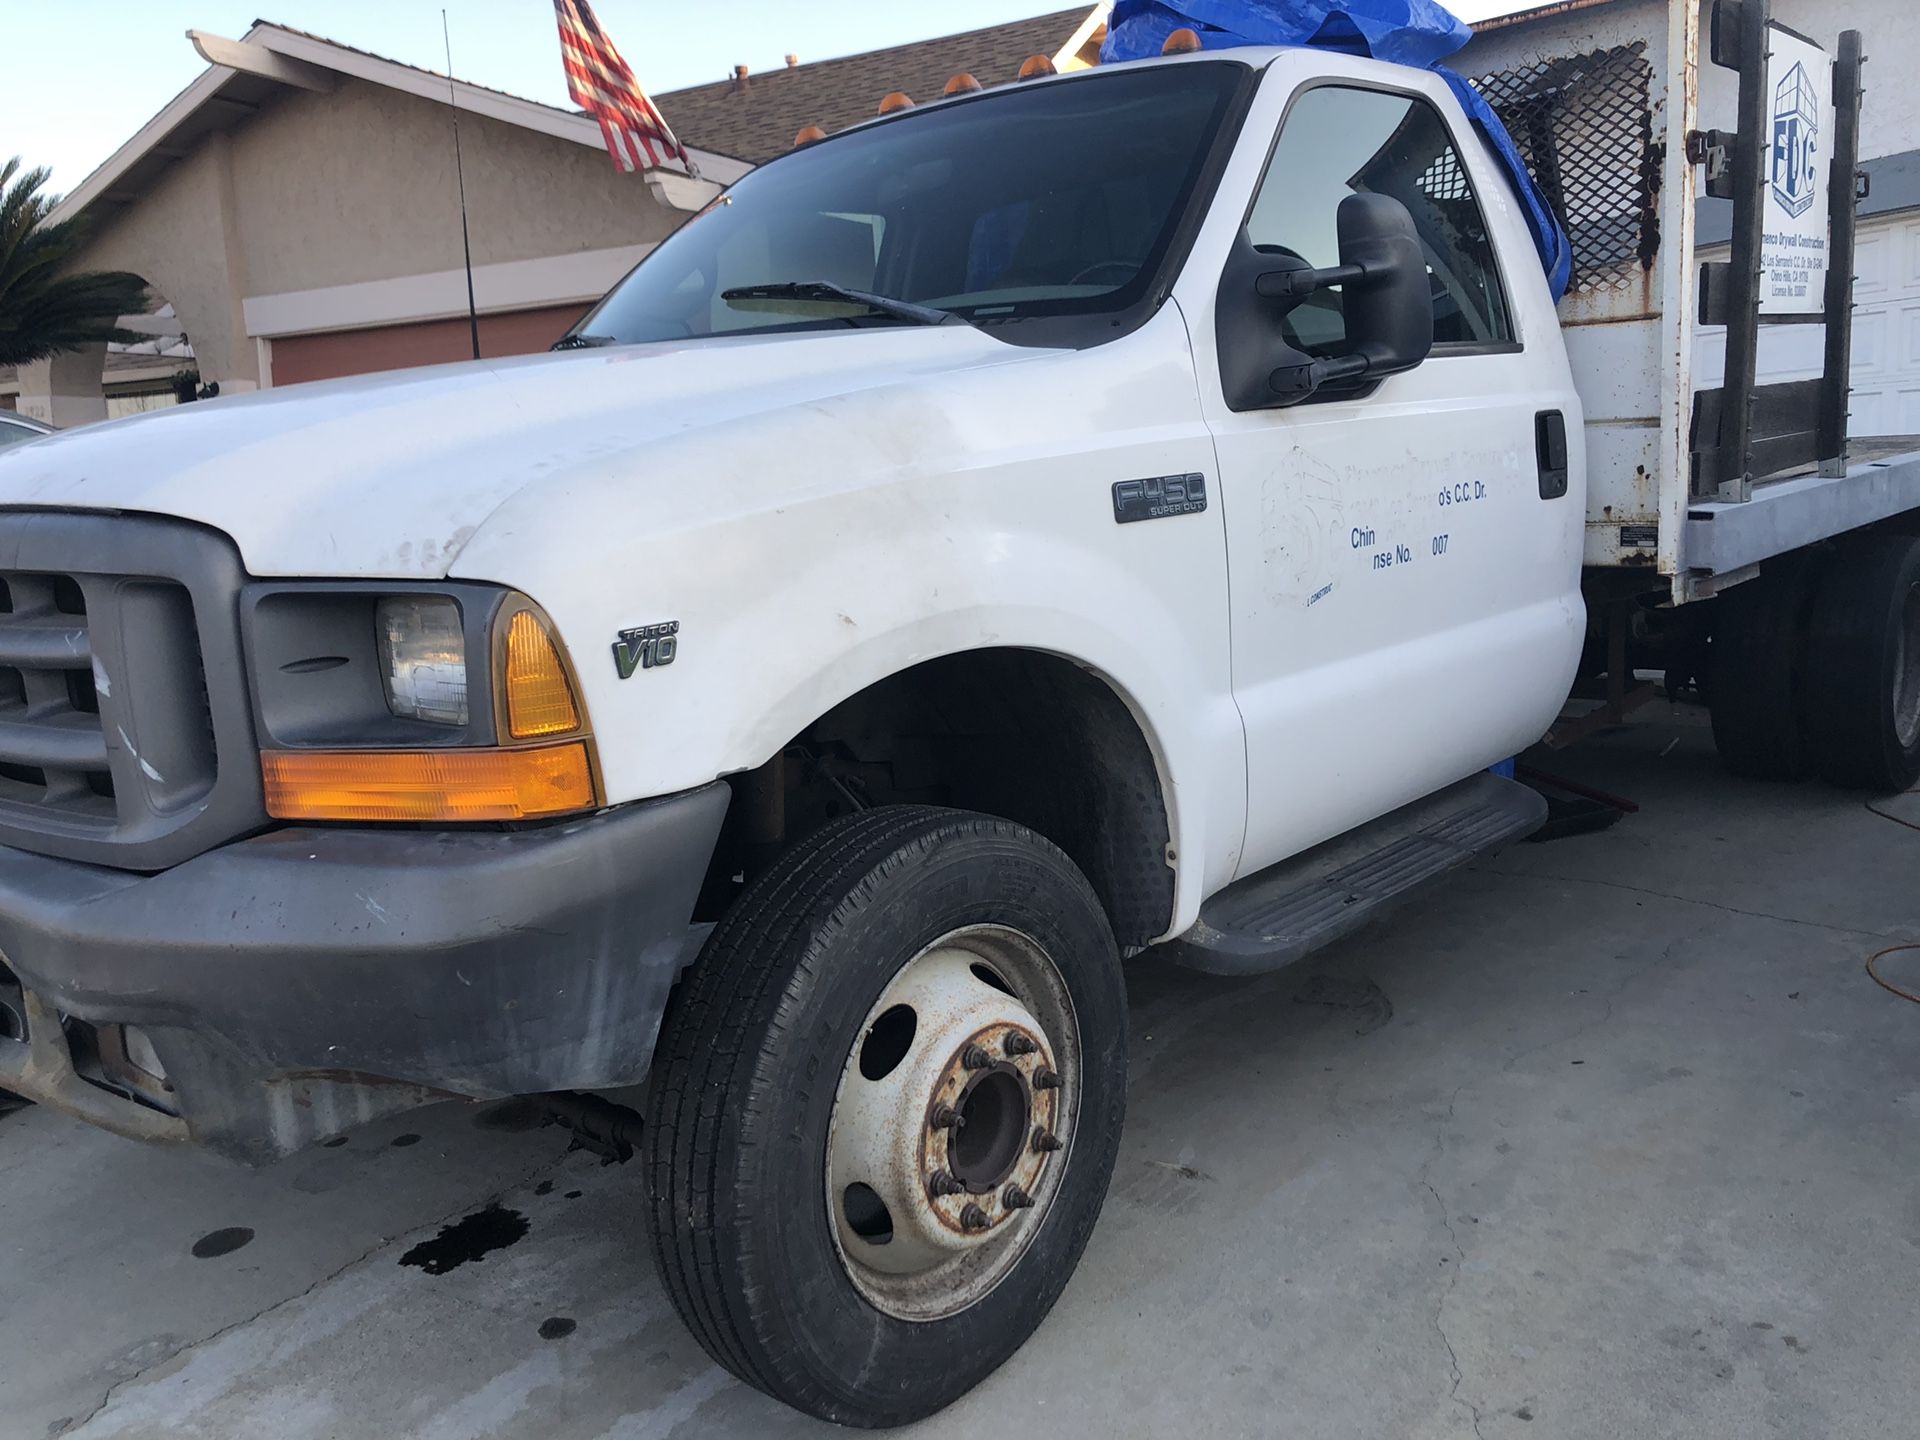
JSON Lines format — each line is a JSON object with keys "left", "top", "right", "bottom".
{"left": 443, "top": 9, "right": 482, "bottom": 361}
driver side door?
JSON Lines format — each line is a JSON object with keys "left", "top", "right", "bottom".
{"left": 1199, "top": 78, "right": 1582, "bottom": 878}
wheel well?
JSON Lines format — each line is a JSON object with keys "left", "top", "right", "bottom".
{"left": 694, "top": 650, "right": 1175, "bottom": 949}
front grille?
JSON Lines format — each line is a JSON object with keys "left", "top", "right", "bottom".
{"left": 0, "top": 513, "right": 261, "bottom": 870}
{"left": 0, "top": 572, "right": 187, "bottom": 827}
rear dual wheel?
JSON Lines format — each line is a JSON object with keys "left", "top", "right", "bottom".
{"left": 1709, "top": 534, "right": 1920, "bottom": 793}
{"left": 643, "top": 806, "right": 1126, "bottom": 1427}
{"left": 1708, "top": 556, "right": 1819, "bottom": 779}
{"left": 1805, "top": 534, "right": 1920, "bottom": 791}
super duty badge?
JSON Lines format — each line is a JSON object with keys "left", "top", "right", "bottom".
{"left": 1112, "top": 473, "right": 1207, "bottom": 524}
{"left": 614, "top": 621, "right": 680, "bottom": 678}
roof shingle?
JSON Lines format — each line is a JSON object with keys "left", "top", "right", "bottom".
{"left": 656, "top": 8, "right": 1096, "bottom": 164}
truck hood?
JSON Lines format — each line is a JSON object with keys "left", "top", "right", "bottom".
{"left": 0, "top": 327, "right": 1039, "bottom": 578}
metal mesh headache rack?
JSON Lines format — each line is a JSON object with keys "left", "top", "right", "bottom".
{"left": 1470, "top": 42, "right": 1656, "bottom": 300}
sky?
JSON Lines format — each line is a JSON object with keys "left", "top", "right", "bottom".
{"left": 1, "top": 0, "right": 1530, "bottom": 195}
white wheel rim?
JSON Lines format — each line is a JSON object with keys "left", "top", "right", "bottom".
{"left": 825, "top": 924, "right": 1080, "bottom": 1322}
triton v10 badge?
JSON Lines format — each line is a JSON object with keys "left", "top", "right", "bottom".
{"left": 613, "top": 621, "right": 680, "bottom": 678}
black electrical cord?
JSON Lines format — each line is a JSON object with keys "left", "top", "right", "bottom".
{"left": 1866, "top": 945, "right": 1920, "bottom": 1006}
{"left": 1864, "top": 788, "right": 1920, "bottom": 1004}
{"left": 1865, "top": 795, "right": 1920, "bottom": 833}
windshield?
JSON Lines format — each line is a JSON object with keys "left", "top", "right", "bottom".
{"left": 575, "top": 62, "right": 1246, "bottom": 346}
{"left": 0, "top": 418, "right": 51, "bottom": 451}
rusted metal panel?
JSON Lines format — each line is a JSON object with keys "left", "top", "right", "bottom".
{"left": 1460, "top": 2, "right": 1671, "bottom": 321}
{"left": 1475, "top": 0, "right": 1637, "bottom": 35}
{"left": 1459, "top": 0, "right": 1698, "bottom": 589}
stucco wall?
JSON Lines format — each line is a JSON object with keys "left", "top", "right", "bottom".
{"left": 59, "top": 72, "right": 687, "bottom": 397}
{"left": 223, "top": 78, "right": 682, "bottom": 297}
{"left": 78, "top": 136, "right": 256, "bottom": 386}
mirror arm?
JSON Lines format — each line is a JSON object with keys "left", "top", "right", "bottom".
{"left": 1267, "top": 351, "right": 1370, "bottom": 400}
{"left": 1253, "top": 260, "right": 1371, "bottom": 301}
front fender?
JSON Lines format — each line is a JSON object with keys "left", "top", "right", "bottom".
{"left": 451, "top": 310, "right": 1247, "bottom": 931}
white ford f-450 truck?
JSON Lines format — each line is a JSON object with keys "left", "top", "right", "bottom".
{"left": 2, "top": 0, "right": 1916, "bottom": 1424}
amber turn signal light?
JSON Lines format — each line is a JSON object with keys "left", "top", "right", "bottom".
{"left": 503, "top": 608, "right": 582, "bottom": 739}
{"left": 262, "top": 743, "right": 597, "bottom": 823}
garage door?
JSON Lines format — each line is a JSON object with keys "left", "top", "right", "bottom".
{"left": 268, "top": 304, "right": 591, "bottom": 388}
{"left": 1848, "top": 211, "right": 1920, "bottom": 434}
{"left": 1695, "top": 208, "right": 1920, "bottom": 437}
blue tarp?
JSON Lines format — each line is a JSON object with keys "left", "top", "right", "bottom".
{"left": 1101, "top": 0, "right": 1573, "bottom": 300}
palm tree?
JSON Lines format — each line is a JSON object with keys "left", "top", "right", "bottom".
{"left": 0, "top": 156, "right": 150, "bottom": 367}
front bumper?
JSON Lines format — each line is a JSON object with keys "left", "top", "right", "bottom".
{"left": 0, "top": 783, "right": 729, "bottom": 1163}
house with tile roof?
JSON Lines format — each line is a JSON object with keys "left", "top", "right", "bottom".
{"left": 3, "top": 20, "right": 751, "bottom": 424}
{"left": 657, "top": 8, "right": 1108, "bottom": 165}
{"left": 1, "top": 8, "right": 1109, "bottom": 424}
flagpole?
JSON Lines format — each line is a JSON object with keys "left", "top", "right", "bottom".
{"left": 442, "top": 9, "right": 483, "bottom": 361}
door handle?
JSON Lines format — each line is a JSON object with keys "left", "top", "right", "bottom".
{"left": 1536, "top": 411, "right": 1570, "bottom": 500}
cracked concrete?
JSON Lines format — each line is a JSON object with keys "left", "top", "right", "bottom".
{"left": 3, "top": 703, "right": 1917, "bottom": 1438}
{"left": 1421, "top": 1175, "right": 1485, "bottom": 1440}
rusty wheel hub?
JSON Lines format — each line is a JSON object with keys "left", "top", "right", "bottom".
{"left": 827, "top": 925, "right": 1079, "bottom": 1321}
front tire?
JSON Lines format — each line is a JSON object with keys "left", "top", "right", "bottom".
{"left": 643, "top": 806, "right": 1126, "bottom": 1427}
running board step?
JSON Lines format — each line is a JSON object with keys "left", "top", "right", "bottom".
{"left": 1169, "top": 773, "right": 1546, "bottom": 977}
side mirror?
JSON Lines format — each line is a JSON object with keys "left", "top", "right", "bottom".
{"left": 1215, "top": 192, "right": 1436, "bottom": 411}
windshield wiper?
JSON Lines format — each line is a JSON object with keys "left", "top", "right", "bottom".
{"left": 720, "top": 281, "right": 964, "bottom": 328}
{"left": 551, "top": 333, "right": 617, "bottom": 350}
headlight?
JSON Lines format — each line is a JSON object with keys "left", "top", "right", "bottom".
{"left": 377, "top": 596, "right": 469, "bottom": 726}
{"left": 247, "top": 583, "right": 599, "bottom": 824}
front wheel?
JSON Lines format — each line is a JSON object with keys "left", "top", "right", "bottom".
{"left": 643, "top": 806, "right": 1126, "bottom": 1427}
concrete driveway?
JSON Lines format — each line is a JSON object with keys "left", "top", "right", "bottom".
{"left": 4, "top": 703, "right": 1918, "bottom": 1439}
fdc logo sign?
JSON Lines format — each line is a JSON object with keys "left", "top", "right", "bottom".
{"left": 1771, "top": 61, "right": 1820, "bottom": 218}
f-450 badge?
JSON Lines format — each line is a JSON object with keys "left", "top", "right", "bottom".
{"left": 1112, "top": 472, "right": 1207, "bottom": 524}
{"left": 613, "top": 621, "right": 679, "bottom": 678}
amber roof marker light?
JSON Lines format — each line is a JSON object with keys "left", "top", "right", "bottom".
{"left": 1162, "top": 28, "right": 1204, "bottom": 55}
{"left": 878, "top": 91, "right": 915, "bottom": 114}
{"left": 1017, "top": 54, "right": 1057, "bottom": 80}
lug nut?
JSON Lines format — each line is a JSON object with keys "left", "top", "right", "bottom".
{"left": 931, "top": 1104, "right": 964, "bottom": 1130}
{"left": 1004, "top": 1033, "right": 1038, "bottom": 1057}
{"left": 959, "top": 1203, "right": 991, "bottom": 1232}
{"left": 1032, "top": 1128, "right": 1063, "bottom": 1154}
{"left": 961, "top": 1043, "right": 992, "bottom": 1071}
{"left": 928, "top": 1171, "right": 963, "bottom": 1198}
{"left": 1003, "top": 1185, "right": 1034, "bottom": 1210}
{"left": 1034, "top": 1069, "right": 1062, "bottom": 1091}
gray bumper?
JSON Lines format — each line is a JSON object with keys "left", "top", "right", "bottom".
{"left": 0, "top": 783, "right": 728, "bottom": 1163}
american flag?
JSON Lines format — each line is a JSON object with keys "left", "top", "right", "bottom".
{"left": 553, "top": 0, "right": 696, "bottom": 176}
